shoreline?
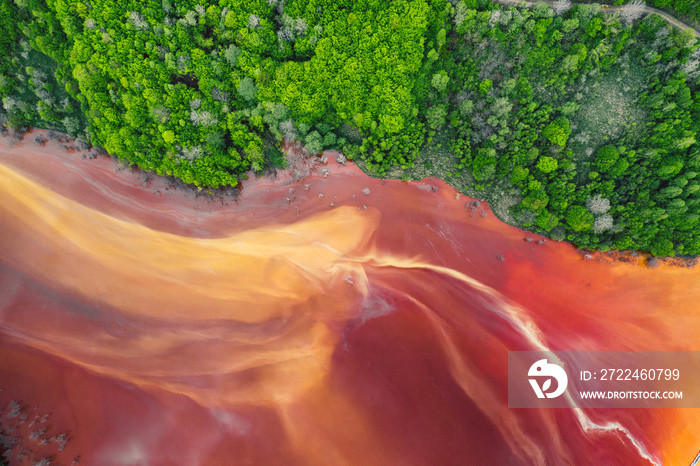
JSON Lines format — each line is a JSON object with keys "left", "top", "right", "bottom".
{"left": 2, "top": 126, "right": 696, "bottom": 268}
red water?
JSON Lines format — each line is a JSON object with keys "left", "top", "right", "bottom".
{"left": 0, "top": 132, "right": 698, "bottom": 465}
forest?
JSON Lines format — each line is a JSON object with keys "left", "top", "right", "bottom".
{"left": 0, "top": 0, "right": 699, "bottom": 257}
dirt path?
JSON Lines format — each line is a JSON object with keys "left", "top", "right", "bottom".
{"left": 493, "top": 0, "right": 700, "bottom": 37}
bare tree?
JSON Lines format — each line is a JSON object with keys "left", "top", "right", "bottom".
{"left": 279, "top": 119, "right": 297, "bottom": 140}
{"left": 489, "top": 10, "right": 503, "bottom": 27}
{"left": 248, "top": 14, "right": 260, "bottom": 29}
{"left": 277, "top": 28, "right": 293, "bottom": 43}
{"left": 184, "top": 10, "right": 198, "bottom": 26}
{"left": 593, "top": 214, "right": 614, "bottom": 233}
{"left": 151, "top": 105, "right": 170, "bottom": 124}
{"left": 76, "top": 138, "right": 90, "bottom": 150}
{"left": 211, "top": 87, "right": 230, "bottom": 103}
{"left": 195, "top": 111, "right": 217, "bottom": 126}
{"left": 128, "top": 11, "right": 148, "bottom": 30}
{"left": 180, "top": 145, "right": 204, "bottom": 160}
{"left": 586, "top": 194, "right": 611, "bottom": 215}
{"left": 35, "top": 89, "right": 52, "bottom": 101}
{"left": 294, "top": 17, "right": 308, "bottom": 35}
{"left": 454, "top": 1, "right": 468, "bottom": 27}
{"left": 190, "top": 110, "right": 202, "bottom": 126}
{"left": 682, "top": 48, "right": 700, "bottom": 81}
{"left": 277, "top": 14, "right": 307, "bottom": 45}
{"left": 620, "top": 0, "right": 646, "bottom": 25}
{"left": 553, "top": 0, "right": 572, "bottom": 15}
{"left": 2, "top": 96, "right": 18, "bottom": 112}
{"left": 177, "top": 54, "right": 190, "bottom": 72}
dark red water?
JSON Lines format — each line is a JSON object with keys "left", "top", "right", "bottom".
{"left": 0, "top": 132, "right": 698, "bottom": 465}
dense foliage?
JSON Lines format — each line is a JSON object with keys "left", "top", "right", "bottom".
{"left": 1, "top": 0, "right": 449, "bottom": 187}
{"left": 435, "top": 3, "right": 700, "bottom": 256}
{"left": 1, "top": 0, "right": 699, "bottom": 256}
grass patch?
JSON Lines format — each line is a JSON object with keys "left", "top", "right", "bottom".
{"left": 569, "top": 60, "right": 646, "bottom": 173}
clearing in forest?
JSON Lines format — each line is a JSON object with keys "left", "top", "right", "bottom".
{"left": 569, "top": 61, "right": 647, "bottom": 165}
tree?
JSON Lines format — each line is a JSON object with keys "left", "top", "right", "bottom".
{"left": 542, "top": 117, "right": 571, "bottom": 146}
{"left": 431, "top": 73, "right": 449, "bottom": 93}
{"left": 510, "top": 166, "right": 529, "bottom": 185}
{"left": 426, "top": 104, "right": 448, "bottom": 129}
{"left": 650, "top": 238, "right": 675, "bottom": 257}
{"left": 565, "top": 205, "right": 594, "bottom": 231}
{"left": 305, "top": 131, "right": 324, "bottom": 154}
{"left": 521, "top": 189, "right": 549, "bottom": 210}
{"left": 61, "top": 116, "right": 80, "bottom": 135}
{"left": 659, "top": 186, "right": 683, "bottom": 198}
{"left": 162, "top": 130, "right": 175, "bottom": 144}
{"left": 224, "top": 45, "right": 241, "bottom": 67}
{"left": 536, "top": 210, "right": 560, "bottom": 231}
{"left": 677, "top": 86, "right": 692, "bottom": 108}
{"left": 537, "top": 156, "right": 558, "bottom": 173}
{"left": 586, "top": 17, "right": 602, "bottom": 37}
{"left": 128, "top": 11, "right": 148, "bottom": 30}
{"left": 205, "top": 131, "right": 225, "bottom": 150}
{"left": 479, "top": 79, "right": 492, "bottom": 95}
{"left": 238, "top": 77, "right": 257, "bottom": 102}
{"left": 594, "top": 145, "right": 620, "bottom": 172}
{"left": 562, "top": 19, "right": 579, "bottom": 34}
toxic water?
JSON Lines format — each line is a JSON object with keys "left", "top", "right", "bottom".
{"left": 0, "top": 134, "right": 698, "bottom": 465}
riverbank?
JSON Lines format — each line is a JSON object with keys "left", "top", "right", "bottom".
{"left": 3, "top": 126, "right": 696, "bottom": 268}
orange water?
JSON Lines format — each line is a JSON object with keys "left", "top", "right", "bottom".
{"left": 0, "top": 134, "right": 697, "bottom": 465}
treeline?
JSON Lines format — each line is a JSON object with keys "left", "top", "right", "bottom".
{"left": 0, "top": 0, "right": 699, "bottom": 256}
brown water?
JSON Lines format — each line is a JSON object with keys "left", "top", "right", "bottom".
{"left": 0, "top": 132, "right": 698, "bottom": 465}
